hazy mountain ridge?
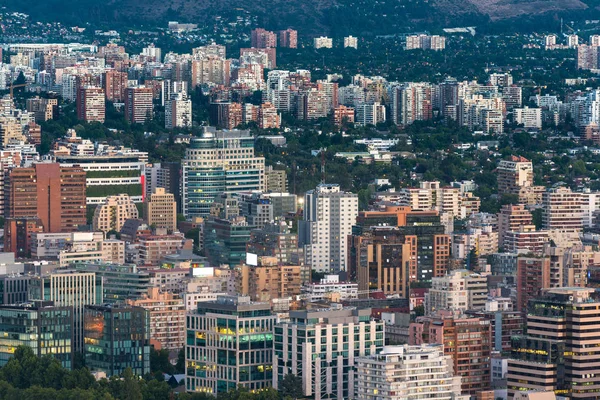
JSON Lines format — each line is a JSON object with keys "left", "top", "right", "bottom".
{"left": 0, "top": 0, "right": 598, "bottom": 34}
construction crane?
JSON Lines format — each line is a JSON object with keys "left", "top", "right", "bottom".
{"left": 9, "top": 82, "right": 28, "bottom": 99}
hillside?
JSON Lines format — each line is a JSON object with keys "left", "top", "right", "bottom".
{"left": 0, "top": 0, "right": 599, "bottom": 34}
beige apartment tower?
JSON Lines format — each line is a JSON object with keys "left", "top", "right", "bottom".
{"left": 145, "top": 187, "right": 177, "bottom": 231}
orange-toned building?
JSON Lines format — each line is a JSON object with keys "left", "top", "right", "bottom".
{"left": 7, "top": 163, "right": 87, "bottom": 233}
{"left": 409, "top": 312, "right": 492, "bottom": 396}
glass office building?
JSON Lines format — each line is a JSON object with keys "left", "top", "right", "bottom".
{"left": 0, "top": 301, "right": 73, "bottom": 369}
{"left": 84, "top": 304, "right": 150, "bottom": 377}
{"left": 182, "top": 130, "right": 265, "bottom": 218}
{"left": 186, "top": 295, "right": 275, "bottom": 394}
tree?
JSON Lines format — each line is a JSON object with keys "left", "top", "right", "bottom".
{"left": 121, "top": 368, "right": 143, "bottom": 400}
{"left": 279, "top": 374, "right": 303, "bottom": 399}
{"left": 150, "top": 348, "right": 175, "bottom": 375}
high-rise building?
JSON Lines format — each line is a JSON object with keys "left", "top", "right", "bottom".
{"left": 182, "top": 130, "right": 265, "bottom": 217}
{"left": 246, "top": 222, "right": 306, "bottom": 282}
{"left": 333, "top": 105, "right": 355, "bottom": 126}
{"left": 191, "top": 56, "right": 231, "bottom": 87}
{"left": 273, "top": 307, "right": 384, "bottom": 400}
{"left": 73, "top": 263, "right": 151, "bottom": 304}
{"left": 28, "top": 271, "right": 103, "bottom": 352}
{"left": 514, "top": 107, "right": 542, "bottom": 129}
{"left": 314, "top": 36, "right": 333, "bottom": 49}
{"left": 299, "top": 184, "right": 358, "bottom": 273}
{"left": 425, "top": 269, "right": 488, "bottom": 315}
{"left": 26, "top": 97, "right": 58, "bottom": 122}
{"left": 391, "top": 83, "right": 433, "bottom": 126}
{"left": 507, "top": 288, "right": 600, "bottom": 399}
{"left": 76, "top": 86, "right": 105, "bottom": 123}
{"left": 265, "top": 166, "right": 287, "bottom": 193}
{"left": 0, "top": 301, "right": 73, "bottom": 369}
{"left": 409, "top": 313, "right": 492, "bottom": 396}
{"left": 92, "top": 194, "right": 139, "bottom": 233}
{"left": 4, "top": 217, "right": 44, "bottom": 258}
{"left": 577, "top": 44, "right": 600, "bottom": 70}
{"left": 204, "top": 216, "right": 254, "bottom": 267}
{"left": 125, "top": 287, "right": 185, "bottom": 351}
{"left": 251, "top": 28, "right": 277, "bottom": 48}
{"left": 145, "top": 187, "right": 177, "bottom": 232}
{"left": 344, "top": 36, "right": 358, "bottom": 49}
{"left": 165, "top": 92, "right": 192, "bottom": 129}
{"left": 278, "top": 29, "right": 298, "bottom": 48}
{"left": 125, "top": 87, "right": 153, "bottom": 124}
{"left": 186, "top": 296, "right": 275, "bottom": 393}
{"left": 498, "top": 204, "right": 533, "bottom": 249}
{"left": 355, "top": 102, "right": 386, "bottom": 126}
{"left": 102, "top": 70, "right": 128, "bottom": 102}
{"left": 258, "top": 102, "right": 280, "bottom": 129}
{"left": 7, "top": 163, "right": 87, "bottom": 233}
{"left": 542, "top": 187, "right": 585, "bottom": 231}
{"left": 356, "top": 345, "right": 465, "bottom": 400}
{"left": 516, "top": 256, "right": 551, "bottom": 313}
{"left": 84, "top": 304, "right": 150, "bottom": 377}
{"left": 497, "top": 156, "right": 534, "bottom": 195}
{"left": 240, "top": 256, "right": 302, "bottom": 302}
{"left": 145, "top": 162, "right": 181, "bottom": 209}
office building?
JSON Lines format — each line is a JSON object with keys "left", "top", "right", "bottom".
{"left": 74, "top": 263, "right": 151, "bottom": 304}
{"left": 273, "top": 307, "right": 384, "bottom": 400}
{"left": 356, "top": 345, "right": 465, "bottom": 400}
{"left": 204, "top": 216, "right": 254, "bottom": 267}
{"left": 0, "top": 301, "right": 73, "bottom": 369}
{"left": 77, "top": 87, "right": 105, "bottom": 123}
{"left": 239, "top": 256, "right": 302, "bottom": 302}
{"left": 57, "top": 152, "right": 147, "bottom": 205}
{"left": 266, "top": 193, "right": 297, "bottom": 218}
{"left": 84, "top": 304, "right": 150, "bottom": 377}
{"left": 278, "top": 29, "right": 298, "bottom": 48}
{"left": 507, "top": 288, "right": 600, "bottom": 399}
{"left": 542, "top": 187, "right": 585, "bottom": 231}
{"left": 409, "top": 313, "right": 492, "bottom": 396}
{"left": 7, "top": 163, "right": 87, "bottom": 233}
{"left": 125, "top": 288, "right": 185, "bottom": 351}
{"left": 145, "top": 187, "right": 177, "bottom": 232}
{"left": 125, "top": 87, "right": 153, "bottom": 124}
{"left": 182, "top": 130, "right": 265, "bottom": 217}
{"left": 28, "top": 271, "right": 102, "bottom": 352}
{"left": 92, "top": 194, "right": 139, "bottom": 233}
{"left": 186, "top": 296, "right": 275, "bottom": 393}
{"left": 299, "top": 184, "right": 358, "bottom": 273}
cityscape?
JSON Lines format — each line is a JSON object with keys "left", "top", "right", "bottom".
{"left": 2, "top": 2, "right": 600, "bottom": 400}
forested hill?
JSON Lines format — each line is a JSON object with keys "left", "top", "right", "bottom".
{"left": 1, "top": 0, "right": 600, "bottom": 35}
